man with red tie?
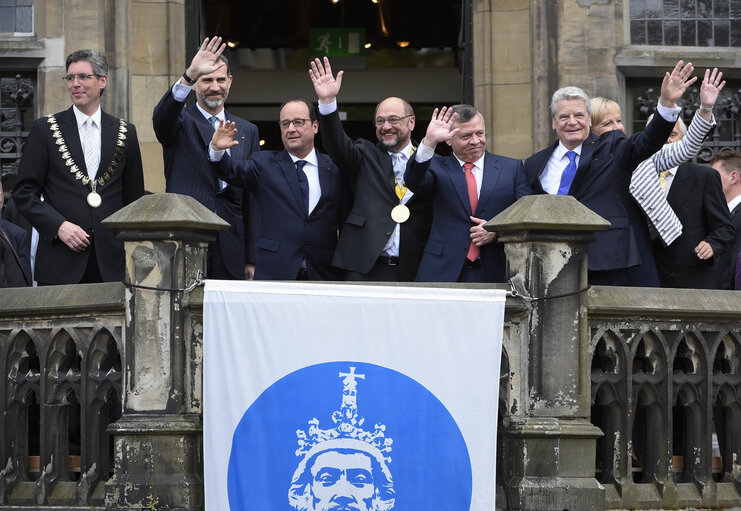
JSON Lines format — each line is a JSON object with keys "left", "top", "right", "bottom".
{"left": 404, "top": 104, "right": 531, "bottom": 282}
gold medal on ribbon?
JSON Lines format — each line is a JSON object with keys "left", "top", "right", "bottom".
{"left": 391, "top": 178, "right": 410, "bottom": 223}
{"left": 390, "top": 203, "right": 410, "bottom": 223}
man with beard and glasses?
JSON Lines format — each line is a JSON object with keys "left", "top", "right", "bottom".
{"left": 153, "top": 36, "right": 260, "bottom": 280}
{"left": 309, "top": 57, "right": 432, "bottom": 281}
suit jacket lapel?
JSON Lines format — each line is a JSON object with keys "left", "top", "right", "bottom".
{"left": 224, "top": 111, "right": 247, "bottom": 161}
{"left": 189, "top": 105, "right": 216, "bottom": 148}
{"left": 476, "top": 152, "right": 501, "bottom": 213}
{"left": 376, "top": 141, "right": 397, "bottom": 197}
{"left": 59, "top": 108, "right": 87, "bottom": 175}
{"left": 667, "top": 164, "right": 696, "bottom": 207}
{"left": 445, "top": 155, "right": 473, "bottom": 214}
{"left": 569, "top": 135, "right": 597, "bottom": 194}
{"left": 98, "top": 112, "right": 117, "bottom": 177}
{"left": 279, "top": 150, "right": 306, "bottom": 215}
{"left": 315, "top": 153, "right": 333, "bottom": 213}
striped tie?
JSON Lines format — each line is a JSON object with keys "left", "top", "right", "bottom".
{"left": 630, "top": 161, "right": 682, "bottom": 245}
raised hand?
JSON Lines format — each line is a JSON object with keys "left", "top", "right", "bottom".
{"left": 659, "top": 60, "right": 697, "bottom": 108}
{"left": 211, "top": 120, "right": 239, "bottom": 151}
{"left": 309, "top": 57, "right": 343, "bottom": 104}
{"left": 421, "top": 107, "right": 459, "bottom": 148}
{"left": 185, "top": 37, "right": 227, "bottom": 83}
{"left": 699, "top": 67, "right": 725, "bottom": 110}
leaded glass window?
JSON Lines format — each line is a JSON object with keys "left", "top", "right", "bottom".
{"left": 0, "top": 0, "right": 33, "bottom": 35}
{"left": 630, "top": 0, "right": 741, "bottom": 46}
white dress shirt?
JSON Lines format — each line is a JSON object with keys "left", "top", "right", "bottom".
{"left": 539, "top": 102, "right": 682, "bottom": 194}
{"left": 72, "top": 105, "right": 102, "bottom": 179}
{"left": 382, "top": 142, "right": 414, "bottom": 257}
{"left": 289, "top": 149, "right": 321, "bottom": 214}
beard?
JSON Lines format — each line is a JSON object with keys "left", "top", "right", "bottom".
{"left": 197, "top": 89, "right": 229, "bottom": 110}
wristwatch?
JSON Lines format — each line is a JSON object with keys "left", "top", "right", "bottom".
{"left": 182, "top": 71, "right": 196, "bottom": 85}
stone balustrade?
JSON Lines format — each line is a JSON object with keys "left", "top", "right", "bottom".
{"left": 0, "top": 192, "right": 738, "bottom": 511}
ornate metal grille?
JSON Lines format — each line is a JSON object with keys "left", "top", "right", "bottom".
{"left": 634, "top": 83, "right": 741, "bottom": 162}
{"left": 0, "top": 74, "right": 34, "bottom": 194}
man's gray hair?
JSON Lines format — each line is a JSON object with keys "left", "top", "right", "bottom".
{"left": 450, "top": 104, "right": 483, "bottom": 124}
{"left": 550, "top": 87, "right": 591, "bottom": 117}
{"left": 647, "top": 113, "right": 687, "bottom": 138}
{"left": 65, "top": 49, "right": 108, "bottom": 76}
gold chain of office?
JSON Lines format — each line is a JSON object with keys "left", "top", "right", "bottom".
{"left": 46, "top": 114, "right": 127, "bottom": 188}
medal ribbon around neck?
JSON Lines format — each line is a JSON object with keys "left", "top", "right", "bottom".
{"left": 46, "top": 114, "right": 128, "bottom": 191}
{"left": 389, "top": 146, "right": 415, "bottom": 223}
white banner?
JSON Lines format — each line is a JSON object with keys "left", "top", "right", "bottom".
{"left": 204, "top": 281, "right": 505, "bottom": 511}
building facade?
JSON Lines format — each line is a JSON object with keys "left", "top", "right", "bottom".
{"left": 2, "top": 0, "right": 740, "bottom": 197}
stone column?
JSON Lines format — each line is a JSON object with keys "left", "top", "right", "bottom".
{"left": 487, "top": 195, "right": 610, "bottom": 511}
{"left": 472, "top": 0, "right": 534, "bottom": 159}
{"left": 100, "top": 193, "right": 228, "bottom": 511}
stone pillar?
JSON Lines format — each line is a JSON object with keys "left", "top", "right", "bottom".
{"left": 487, "top": 195, "right": 610, "bottom": 511}
{"left": 472, "top": 0, "right": 534, "bottom": 159}
{"left": 100, "top": 193, "right": 228, "bottom": 511}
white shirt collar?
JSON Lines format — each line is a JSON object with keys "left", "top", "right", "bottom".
{"left": 728, "top": 194, "right": 741, "bottom": 212}
{"left": 73, "top": 105, "right": 101, "bottom": 128}
{"left": 453, "top": 152, "right": 486, "bottom": 170}
{"left": 196, "top": 103, "right": 225, "bottom": 122}
{"left": 289, "top": 148, "right": 318, "bottom": 168}
{"left": 555, "top": 140, "right": 582, "bottom": 159}
{"left": 388, "top": 142, "right": 414, "bottom": 160}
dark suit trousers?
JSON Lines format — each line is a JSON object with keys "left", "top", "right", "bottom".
{"left": 346, "top": 259, "right": 400, "bottom": 281}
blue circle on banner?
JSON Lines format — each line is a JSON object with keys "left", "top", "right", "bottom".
{"left": 227, "top": 361, "right": 472, "bottom": 510}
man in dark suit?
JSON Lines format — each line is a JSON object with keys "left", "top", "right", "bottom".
{"left": 309, "top": 57, "right": 432, "bottom": 281}
{"left": 209, "top": 99, "right": 348, "bottom": 280}
{"left": 710, "top": 150, "right": 741, "bottom": 289}
{"left": 13, "top": 49, "right": 144, "bottom": 285}
{"left": 0, "top": 222, "right": 28, "bottom": 288}
{"left": 404, "top": 104, "right": 532, "bottom": 282}
{"left": 653, "top": 159, "right": 733, "bottom": 288}
{"left": 0, "top": 180, "right": 31, "bottom": 283}
{"left": 153, "top": 36, "right": 259, "bottom": 280}
{"left": 524, "top": 61, "right": 696, "bottom": 285}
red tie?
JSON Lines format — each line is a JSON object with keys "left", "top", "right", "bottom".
{"left": 464, "top": 162, "right": 479, "bottom": 262}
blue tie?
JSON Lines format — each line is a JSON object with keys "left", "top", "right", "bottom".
{"left": 295, "top": 160, "right": 309, "bottom": 214}
{"left": 208, "top": 115, "right": 228, "bottom": 190}
{"left": 557, "top": 150, "right": 578, "bottom": 195}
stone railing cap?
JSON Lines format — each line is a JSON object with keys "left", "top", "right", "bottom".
{"left": 102, "top": 193, "right": 230, "bottom": 231}
{"left": 485, "top": 195, "right": 611, "bottom": 233}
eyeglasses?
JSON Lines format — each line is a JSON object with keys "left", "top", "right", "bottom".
{"left": 279, "top": 118, "right": 312, "bottom": 129}
{"left": 373, "top": 115, "right": 412, "bottom": 127}
{"left": 62, "top": 73, "right": 99, "bottom": 83}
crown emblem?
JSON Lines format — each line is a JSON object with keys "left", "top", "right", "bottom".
{"left": 295, "top": 366, "right": 393, "bottom": 464}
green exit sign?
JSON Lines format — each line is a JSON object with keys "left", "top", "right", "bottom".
{"left": 310, "top": 28, "right": 366, "bottom": 57}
